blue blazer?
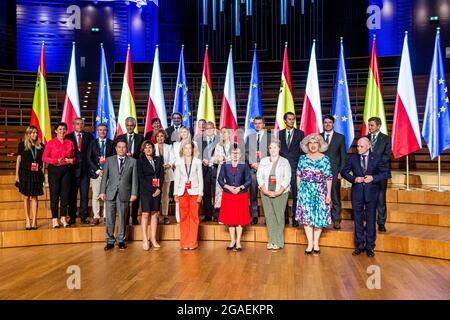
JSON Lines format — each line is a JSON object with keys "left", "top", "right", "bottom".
{"left": 218, "top": 163, "right": 252, "bottom": 194}
{"left": 341, "top": 152, "right": 390, "bottom": 202}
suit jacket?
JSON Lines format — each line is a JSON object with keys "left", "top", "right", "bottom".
{"left": 137, "top": 156, "right": 164, "bottom": 197}
{"left": 341, "top": 152, "right": 390, "bottom": 203}
{"left": 320, "top": 131, "right": 347, "bottom": 175}
{"left": 115, "top": 132, "right": 144, "bottom": 159}
{"left": 245, "top": 130, "right": 271, "bottom": 165}
{"left": 165, "top": 125, "right": 182, "bottom": 145}
{"left": 196, "top": 134, "right": 219, "bottom": 163}
{"left": 66, "top": 131, "right": 94, "bottom": 177}
{"left": 173, "top": 157, "right": 203, "bottom": 196}
{"left": 366, "top": 132, "right": 391, "bottom": 163}
{"left": 100, "top": 155, "right": 138, "bottom": 202}
{"left": 87, "top": 138, "right": 116, "bottom": 179}
{"left": 279, "top": 128, "right": 305, "bottom": 171}
{"left": 218, "top": 163, "right": 252, "bottom": 194}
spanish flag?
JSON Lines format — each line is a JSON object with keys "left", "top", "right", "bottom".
{"left": 362, "top": 35, "right": 387, "bottom": 135}
{"left": 196, "top": 45, "right": 215, "bottom": 133}
{"left": 116, "top": 45, "right": 138, "bottom": 136}
{"left": 30, "top": 42, "right": 52, "bottom": 144}
{"left": 275, "top": 44, "right": 296, "bottom": 132}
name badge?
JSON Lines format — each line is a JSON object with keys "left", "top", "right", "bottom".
{"left": 269, "top": 175, "right": 277, "bottom": 185}
{"left": 152, "top": 178, "right": 160, "bottom": 188}
{"left": 99, "top": 156, "right": 106, "bottom": 164}
{"left": 255, "top": 151, "right": 261, "bottom": 160}
{"left": 185, "top": 180, "right": 192, "bottom": 189}
{"left": 31, "top": 162, "right": 38, "bottom": 171}
{"left": 126, "top": 152, "right": 132, "bottom": 158}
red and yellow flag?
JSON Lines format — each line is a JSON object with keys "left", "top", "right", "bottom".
{"left": 116, "top": 45, "right": 137, "bottom": 136}
{"left": 362, "top": 36, "right": 387, "bottom": 135}
{"left": 196, "top": 45, "right": 215, "bottom": 133}
{"left": 30, "top": 42, "right": 52, "bottom": 144}
{"left": 275, "top": 44, "right": 296, "bottom": 131}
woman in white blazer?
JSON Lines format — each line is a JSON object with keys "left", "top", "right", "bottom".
{"left": 173, "top": 141, "right": 203, "bottom": 250}
{"left": 257, "top": 140, "right": 291, "bottom": 250}
{"left": 155, "top": 130, "right": 174, "bottom": 225}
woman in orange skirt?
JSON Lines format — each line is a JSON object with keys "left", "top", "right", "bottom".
{"left": 173, "top": 141, "right": 203, "bottom": 250}
{"left": 218, "top": 145, "right": 252, "bottom": 251}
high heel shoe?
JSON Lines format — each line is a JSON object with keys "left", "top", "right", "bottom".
{"left": 143, "top": 240, "right": 150, "bottom": 251}
{"left": 226, "top": 244, "right": 236, "bottom": 250}
{"left": 52, "top": 218, "right": 60, "bottom": 229}
{"left": 151, "top": 242, "right": 161, "bottom": 248}
{"left": 60, "top": 217, "right": 69, "bottom": 228}
{"left": 313, "top": 249, "right": 320, "bottom": 256}
{"left": 305, "top": 250, "right": 312, "bottom": 255}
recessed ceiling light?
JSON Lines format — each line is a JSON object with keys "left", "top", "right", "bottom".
{"left": 83, "top": 105, "right": 87, "bottom": 108}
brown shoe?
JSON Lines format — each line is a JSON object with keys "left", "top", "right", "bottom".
{"left": 333, "top": 221, "right": 341, "bottom": 230}
{"left": 90, "top": 218, "right": 100, "bottom": 226}
{"left": 164, "top": 217, "right": 170, "bottom": 225}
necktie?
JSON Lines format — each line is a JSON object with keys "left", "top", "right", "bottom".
{"left": 361, "top": 155, "right": 367, "bottom": 173}
{"left": 100, "top": 140, "right": 105, "bottom": 157}
{"left": 128, "top": 134, "right": 133, "bottom": 153}
{"left": 119, "top": 157, "right": 125, "bottom": 174}
{"left": 257, "top": 133, "right": 260, "bottom": 151}
{"left": 325, "top": 134, "right": 330, "bottom": 144}
{"left": 175, "top": 126, "right": 179, "bottom": 132}
{"left": 77, "top": 133, "right": 82, "bottom": 152}
{"left": 287, "top": 131, "right": 292, "bottom": 149}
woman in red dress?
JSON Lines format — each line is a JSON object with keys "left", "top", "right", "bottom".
{"left": 218, "top": 145, "right": 252, "bottom": 251}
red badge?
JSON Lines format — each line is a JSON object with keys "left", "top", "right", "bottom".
{"left": 31, "top": 162, "right": 38, "bottom": 171}
{"left": 255, "top": 151, "right": 261, "bottom": 160}
{"left": 269, "top": 175, "right": 277, "bottom": 185}
{"left": 185, "top": 180, "right": 192, "bottom": 189}
{"left": 99, "top": 156, "right": 106, "bottom": 164}
{"left": 152, "top": 178, "right": 160, "bottom": 188}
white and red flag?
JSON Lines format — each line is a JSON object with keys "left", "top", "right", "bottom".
{"left": 219, "top": 47, "right": 238, "bottom": 131}
{"left": 61, "top": 42, "right": 81, "bottom": 133}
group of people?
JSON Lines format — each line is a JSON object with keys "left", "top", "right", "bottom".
{"left": 15, "top": 111, "right": 391, "bottom": 257}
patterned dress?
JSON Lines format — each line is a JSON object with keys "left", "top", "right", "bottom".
{"left": 295, "top": 154, "right": 333, "bottom": 228}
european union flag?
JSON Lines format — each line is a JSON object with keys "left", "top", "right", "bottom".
{"left": 422, "top": 29, "right": 450, "bottom": 160}
{"left": 244, "top": 47, "right": 263, "bottom": 141}
{"left": 331, "top": 38, "right": 354, "bottom": 151}
{"left": 95, "top": 44, "right": 117, "bottom": 140}
{"left": 173, "top": 46, "right": 192, "bottom": 134}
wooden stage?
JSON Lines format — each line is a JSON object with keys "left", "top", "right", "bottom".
{"left": 0, "top": 241, "right": 449, "bottom": 300}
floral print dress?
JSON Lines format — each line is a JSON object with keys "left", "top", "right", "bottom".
{"left": 295, "top": 154, "right": 333, "bottom": 228}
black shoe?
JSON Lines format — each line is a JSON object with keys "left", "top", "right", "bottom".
{"left": 226, "top": 245, "right": 236, "bottom": 250}
{"left": 132, "top": 220, "right": 139, "bottom": 225}
{"left": 292, "top": 221, "right": 299, "bottom": 228}
{"left": 313, "top": 249, "right": 320, "bottom": 256}
{"left": 233, "top": 246, "right": 242, "bottom": 252}
{"left": 378, "top": 225, "right": 387, "bottom": 232}
{"left": 104, "top": 244, "right": 114, "bottom": 251}
{"left": 285, "top": 218, "right": 289, "bottom": 225}
{"left": 68, "top": 218, "right": 76, "bottom": 225}
{"left": 251, "top": 217, "right": 258, "bottom": 225}
{"left": 352, "top": 248, "right": 364, "bottom": 256}
{"left": 305, "top": 250, "right": 312, "bottom": 255}
{"left": 333, "top": 221, "right": 341, "bottom": 230}
{"left": 82, "top": 218, "right": 90, "bottom": 225}
{"left": 202, "top": 216, "right": 212, "bottom": 222}
{"left": 366, "top": 249, "right": 375, "bottom": 257}
{"left": 118, "top": 242, "right": 127, "bottom": 250}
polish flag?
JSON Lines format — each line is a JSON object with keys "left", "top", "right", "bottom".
{"left": 300, "top": 41, "right": 323, "bottom": 136}
{"left": 219, "top": 47, "right": 238, "bottom": 130}
{"left": 61, "top": 43, "right": 80, "bottom": 133}
{"left": 144, "top": 45, "right": 168, "bottom": 136}
{"left": 392, "top": 32, "right": 422, "bottom": 159}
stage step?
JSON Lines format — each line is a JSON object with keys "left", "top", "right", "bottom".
{"left": 1, "top": 220, "right": 449, "bottom": 260}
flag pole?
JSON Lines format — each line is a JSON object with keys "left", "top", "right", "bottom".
{"left": 432, "top": 156, "right": 448, "bottom": 192}
{"left": 400, "top": 154, "right": 415, "bottom": 191}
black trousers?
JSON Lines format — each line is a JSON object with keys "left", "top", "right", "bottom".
{"left": 249, "top": 169, "right": 259, "bottom": 218}
{"left": 48, "top": 165, "right": 73, "bottom": 219}
{"left": 376, "top": 179, "right": 388, "bottom": 226}
{"left": 284, "top": 170, "right": 297, "bottom": 223}
{"left": 69, "top": 173, "right": 90, "bottom": 220}
{"left": 202, "top": 165, "right": 215, "bottom": 217}
{"left": 330, "top": 176, "right": 342, "bottom": 222}
{"left": 352, "top": 198, "right": 377, "bottom": 251}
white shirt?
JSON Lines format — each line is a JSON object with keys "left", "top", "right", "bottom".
{"left": 324, "top": 130, "right": 334, "bottom": 144}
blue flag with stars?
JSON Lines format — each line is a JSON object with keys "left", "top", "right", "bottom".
{"left": 244, "top": 48, "right": 263, "bottom": 141}
{"left": 95, "top": 45, "right": 116, "bottom": 140}
{"left": 331, "top": 39, "right": 354, "bottom": 151}
{"left": 422, "top": 30, "right": 450, "bottom": 160}
{"left": 173, "top": 46, "right": 192, "bottom": 134}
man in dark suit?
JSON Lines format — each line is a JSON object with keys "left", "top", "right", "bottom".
{"left": 197, "top": 121, "right": 219, "bottom": 222}
{"left": 87, "top": 124, "right": 116, "bottom": 225}
{"left": 341, "top": 137, "right": 390, "bottom": 257}
{"left": 165, "top": 112, "right": 183, "bottom": 145}
{"left": 66, "top": 117, "right": 94, "bottom": 225}
{"left": 320, "top": 115, "right": 347, "bottom": 230}
{"left": 245, "top": 116, "right": 271, "bottom": 225}
{"left": 144, "top": 118, "right": 161, "bottom": 143}
{"left": 366, "top": 116, "right": 391, "bottom": 233}
{"left": 115, "top": 116, "right": 144, "bottom": 225}
{"left": 279, "top": 112, "right": 304, "bottom": 227}
{"left": 99, "top": 140, "right": 138, "bottom": 251}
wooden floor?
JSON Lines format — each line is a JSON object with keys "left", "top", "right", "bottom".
{"left": 0, "top": 241, "right": 449, "bottom": 300}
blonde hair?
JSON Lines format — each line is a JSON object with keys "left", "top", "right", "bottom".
{"left": 300, "top": 134, "right": 328, "bottom": 154}
{"left": 23, "top": 126, "right": 42, "bottom": 151}
{"left": 180, "top": 140, "right": 199, "bottom": 158}
{"left": 218, "top": 127, "right": 231, "bottom": 147}
{"left": 178, "top": 126, "right": 192, "bottom": 143}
